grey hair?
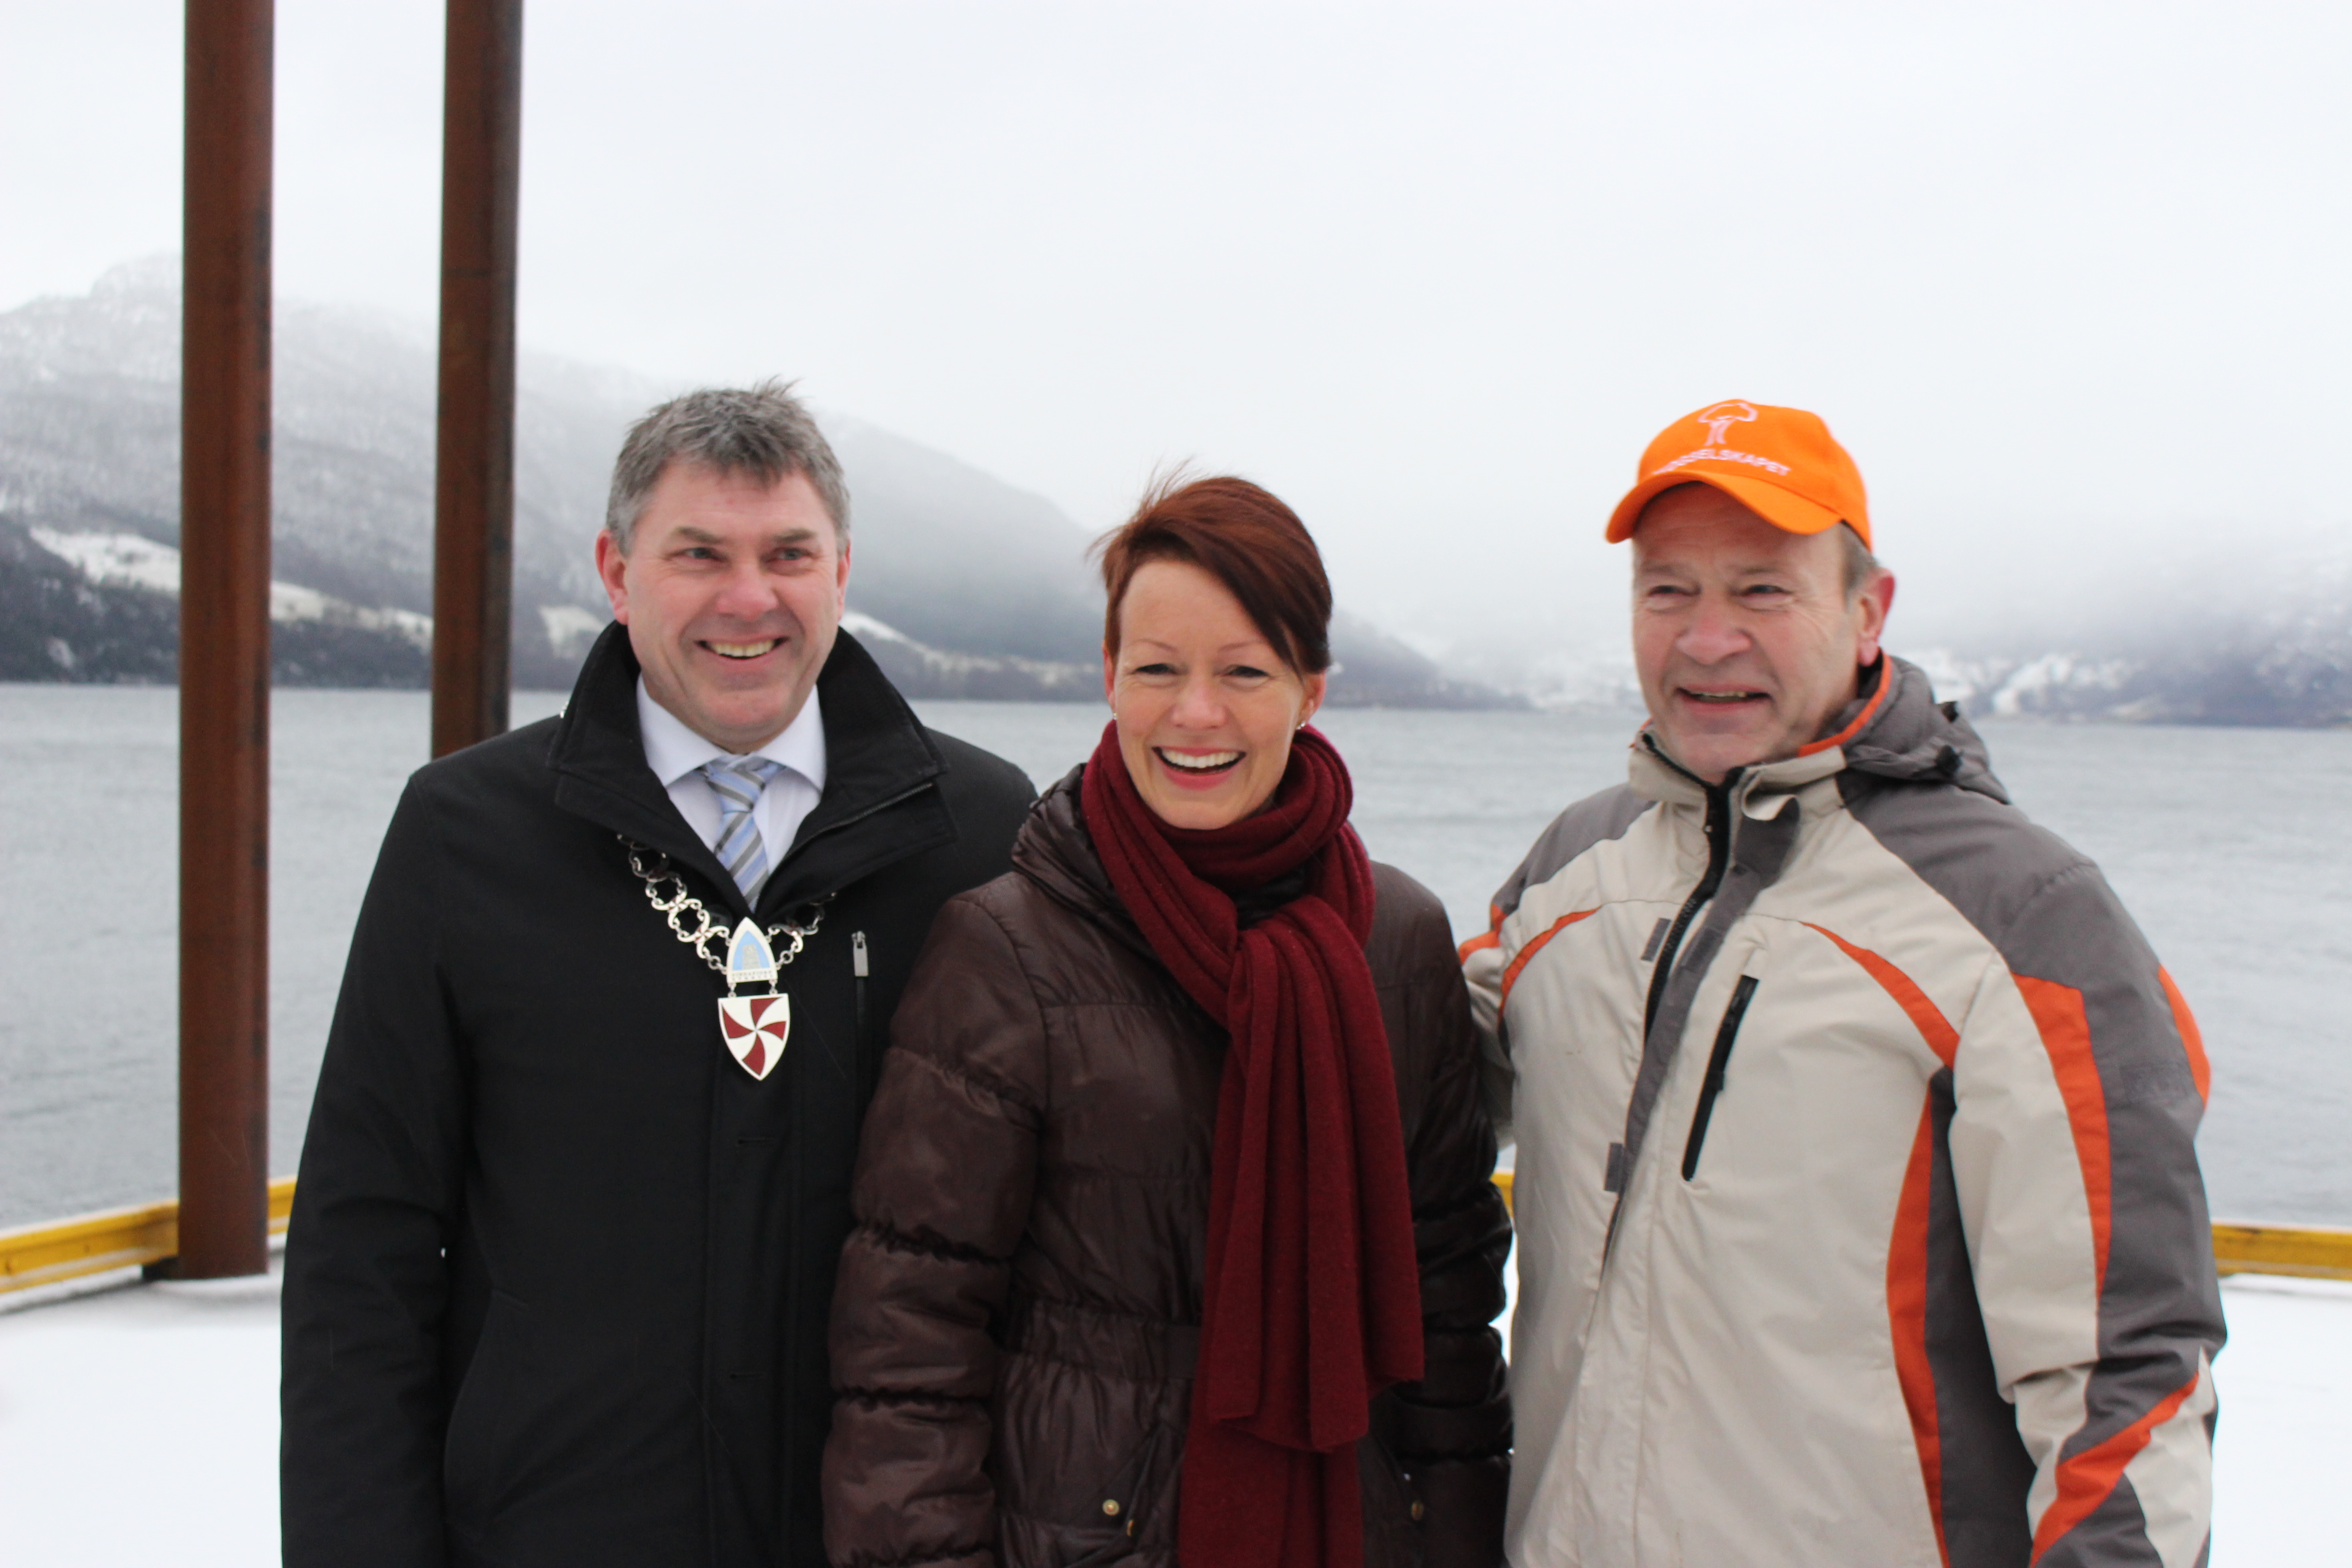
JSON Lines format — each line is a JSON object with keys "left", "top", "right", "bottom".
{"left": 604, "top": 378, "right": 851, "bottom": 551}
{"left": 1835, "top": 522, "right": 1882, "bottom": 599}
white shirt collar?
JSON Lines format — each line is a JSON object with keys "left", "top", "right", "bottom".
{"left": 636, "top": 679, "right": 828, "bottom": 795}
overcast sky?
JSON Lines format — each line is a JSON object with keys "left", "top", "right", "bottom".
{"left": 6, "top": 0, "right": 2347, "bottom": 666}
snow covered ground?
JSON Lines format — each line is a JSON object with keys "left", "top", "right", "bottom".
{"left": 0, "top": 1259, "right": 2342, "bottom": 1564}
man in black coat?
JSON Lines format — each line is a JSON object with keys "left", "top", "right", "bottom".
{"left": 282, "top": 382, "right": 1035, "bottom": 1566}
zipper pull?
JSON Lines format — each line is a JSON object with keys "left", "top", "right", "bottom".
{"left": 852, "top": 931, "right": 869, "bottom": 978}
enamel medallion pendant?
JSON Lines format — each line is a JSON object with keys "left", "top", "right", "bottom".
{"left": 717, "top": 918, "right": 791, "bottom": 1079}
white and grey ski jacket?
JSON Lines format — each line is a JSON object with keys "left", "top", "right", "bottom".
{"left": 1465, "top": 657, "right": 2222, "bottom": 1568}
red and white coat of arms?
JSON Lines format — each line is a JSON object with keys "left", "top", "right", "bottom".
{"left": 719, "top": 993, "right": 791, "bottom": 1079}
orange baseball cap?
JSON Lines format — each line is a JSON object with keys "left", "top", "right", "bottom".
{"left": 1603, "top": 400, "right": 1870, "bottom": 548}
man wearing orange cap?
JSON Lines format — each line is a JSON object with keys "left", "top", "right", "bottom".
{"left": 1463, "top": 402, "right": 2224, "bottom": 1567}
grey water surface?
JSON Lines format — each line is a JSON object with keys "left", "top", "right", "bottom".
{"left": 2, "top": 686, "right": 2346, "bottom": 1230}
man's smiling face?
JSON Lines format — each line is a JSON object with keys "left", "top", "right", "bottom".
{"left": 595, "top": 460, "right": 849, "bottom": 753}
{"left": 1630, "top": 483, "right": 1891, "bottom": 783}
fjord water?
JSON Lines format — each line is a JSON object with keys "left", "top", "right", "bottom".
{"left": 2, "top": 686, "right": 2346, "bottom": 1230}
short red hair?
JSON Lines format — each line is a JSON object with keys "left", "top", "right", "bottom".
{"left": 1094, "top": 475, "right": 1333, "bottom": 675}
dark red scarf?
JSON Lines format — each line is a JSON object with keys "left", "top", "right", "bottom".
{"left": 1081, "top": 723, "right": 1423, "bottom": 1568}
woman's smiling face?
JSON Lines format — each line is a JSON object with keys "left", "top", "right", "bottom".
{"left": 1104, "top": 558, "right": 1326, "bottom": 830}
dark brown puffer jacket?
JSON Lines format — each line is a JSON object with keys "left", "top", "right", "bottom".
{"left": 823, "top": 769, "right": 1512, "bottom": 1568}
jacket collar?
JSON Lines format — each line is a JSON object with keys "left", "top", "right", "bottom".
{"left": 1011, "top": 766, "right": 1158, "bottom": 964}
{"left": 546, "top": 623, "right": 954, "bottom": 917}
{"left": 1833, "top": 656, "right": 2009, "bottom": 804}
{"left": 1627, "top": 655, "right": 2009, "bottom": 811}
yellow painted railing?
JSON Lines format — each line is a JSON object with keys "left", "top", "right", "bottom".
{"left": 1490, "top": 1171, "right": 2352, "bottom": 1283}
{"left": 2209, "top": 1220, "right": 2352, "bottom": 1282}
{"left": 0, "top": 1178, "right": 296, "bottom": 1296}
{"left": 2, "top": 1176, "right": 2347, "bottom": 1298}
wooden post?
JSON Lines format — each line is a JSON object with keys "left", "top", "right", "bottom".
{"left": 431, "top": 0, "right": 525, "bottom": 757}
{"left": 177, "top": 0, "right": 274, "bottom": 1279}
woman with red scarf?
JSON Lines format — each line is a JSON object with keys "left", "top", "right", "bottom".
{"left": 821, "top": 477, "right": 1510, "bottom": 1568}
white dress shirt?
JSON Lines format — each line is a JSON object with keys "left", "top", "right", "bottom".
{"left": 636, "top": 680, "right": 828, "bottom": 871}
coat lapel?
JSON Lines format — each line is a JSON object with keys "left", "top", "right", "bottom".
{"left": 544, "top": 622, "right": 956, "bottom": 919}
{"left": 761, "top": 630, "right": 954, "bottom": 911}
{"left": 544, "top": 623, "right": 749, "bottom": 912}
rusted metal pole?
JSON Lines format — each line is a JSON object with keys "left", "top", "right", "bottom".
{"left": 431, "top": 0, "right": 524, "bottom": 756}
{"left": 177, "top": 0, "right": 274, "bottom": 1279}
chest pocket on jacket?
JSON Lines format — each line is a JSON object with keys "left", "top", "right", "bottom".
{"left": 1681, "top": 975, "right": 1759, "bottom": 1181}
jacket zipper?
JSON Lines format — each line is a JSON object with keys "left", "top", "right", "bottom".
{"left": 1641, "top": 775, "right": 1735, "bottom": 1043}
{"left": 1681, "top": 974, "right": 1759, "bottom": 1180}
{"left": 851, "top": 931, "right": 871, "bottom": 1101}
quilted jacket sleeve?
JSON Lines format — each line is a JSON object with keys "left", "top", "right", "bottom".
{"left": 823, "top": 894, "right": 1048, "bottom": 1568}
{"left": 1955, "top": 863, "right": 2225, "bottom": 1567}
{"left": 1381, "top": 895, "right": 1514, "bottom": 1568}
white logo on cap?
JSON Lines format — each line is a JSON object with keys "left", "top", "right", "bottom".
{"left": 1699, "top": 401, "right": 1758, "bottom": 447}
{"left": 1647, "top": 399, "right": 1790, "bottom": 479}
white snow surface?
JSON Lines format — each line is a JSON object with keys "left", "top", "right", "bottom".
{"left": 0, "top": 1261, "right": 2342, "bottom": 1564}
{"left": 2, "top": 1262, "right": 284, "bottom": 1565}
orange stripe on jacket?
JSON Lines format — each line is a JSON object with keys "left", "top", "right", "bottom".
{"left": 2014, "top": 976, "right": 2113, "bottom": 1292}
{"left": 1886, "top": 1097, "right": 1951, "bottom": 1568}
{"left": 1796, "top": 663, "right": 1894, "bottom": 758}
{"left": 2029, "top": 1373, "right": 2201, "bottom": 1562}
{"left": 1801, "top": 924, "right": 1960, "bottom": 1068}
{"left": 2157, "top": 967, "right": 2210, "bottom": 1104}
{"left": 1497, "top": 909, "right": 1599, "bottom": 1014}
{"left": 1457, "top": 904, "right": 1506, "bottom": 965}
{"left": 1808, "top": 922, "right": 1959, "bottom": 1561}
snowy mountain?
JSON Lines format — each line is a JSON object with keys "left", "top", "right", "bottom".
{"left": 0, "top": 260, "right": 1511, "bottom": 707}
{"left": 1896, "top": 540, "right": 2352, "bottom": 725}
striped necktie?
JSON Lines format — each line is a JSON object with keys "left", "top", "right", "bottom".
{"left": 698, "top": 756, "right": 787, "bottom": 902}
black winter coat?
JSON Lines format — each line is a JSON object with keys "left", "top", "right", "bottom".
{"left": 282, "top": 625, "right": 1035, "bottom": 1568}
{"left": 823, "top": 770, "right": 1512, "bottom": 1568}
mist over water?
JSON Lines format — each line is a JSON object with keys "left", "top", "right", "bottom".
{"left": 1, "top": 687, "right": 2344, "bottom": 1231}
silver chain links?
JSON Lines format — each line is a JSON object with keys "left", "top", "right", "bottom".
{"left": 620, "top": 837, "right": 824, "bottom": 977}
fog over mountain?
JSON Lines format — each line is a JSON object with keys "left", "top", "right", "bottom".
{"left": 0, "top": 261, "right": 1509, "bottom": 707}
{"left": 1904, "top": 542, "right": 2352, "bottom": 727}
{"left": 1360, "top": 444, "right": 2352, "bottom": 726}
{"left": 5, "top": 262, "right": 2345, "bottom": 725}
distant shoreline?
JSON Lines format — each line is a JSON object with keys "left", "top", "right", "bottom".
{"left": 6, "top": 677, "right": 2349, "bottom": 729}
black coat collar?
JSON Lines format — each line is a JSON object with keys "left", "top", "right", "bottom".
{"left": 546, "top": 623, "right": 954, "bottom": 918}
